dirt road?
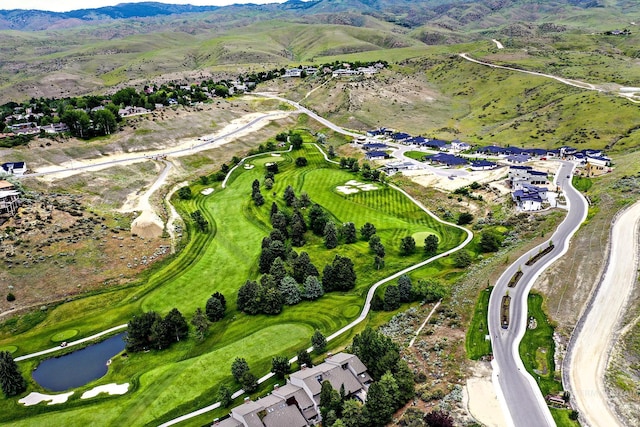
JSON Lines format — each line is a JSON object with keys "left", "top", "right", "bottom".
{"left": 567, "top": 201, "right": 640, "bottom": 427}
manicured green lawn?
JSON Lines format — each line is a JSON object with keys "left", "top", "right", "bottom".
{"left": 572, "top": 176, "right": 593, "bottom": 192}
{"left": 550, "top": 408, "right": 580, "bottom": 427}
{"left": 519, "top": 293, "right": 563, "bottom": 397}
{"left": 465, "top": 287, "right": 493, "bottom": 360}
{"left": 0, "top": 143, "right": 466, "bottom": 426}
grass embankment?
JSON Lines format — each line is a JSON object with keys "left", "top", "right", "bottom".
{"left": 0, "top": 142, "right": 466, "bottom": 426}
{"left": 519, "top": 293, "right": 577, "bottom": 424}
{"left": 572, "top": 176, "right": 592, "bottom": 193}
{"left": 465, "top": 287, "right": 493, "bottom": 360}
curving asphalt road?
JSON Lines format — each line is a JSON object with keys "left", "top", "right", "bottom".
{"left": 487, "top": 161, "right": 588, "bottom": 427}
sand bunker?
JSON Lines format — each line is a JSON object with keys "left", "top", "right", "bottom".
{"left": 244, "top": 164, "right": 255, "bottom": 169}
{"left": 271, "top": 153, "right": 282, "bottom": 157}
{"left": 336, "top": 186, "right": 359, "bottom": 195}
{"left": 336, "top": 180, "right": 379, "bottom": 194}
{"left": 20, "top": 392, "right": 74, "bottom": 406}
{"left": 201, "top": 188, "right": 214, "bottom": 196}
{"left": 81, "top": 383, "right": 130, "bottom": 399}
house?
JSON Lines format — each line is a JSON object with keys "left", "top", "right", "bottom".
{"left": 428, "top": 153, "right": 468, "bottom": 167}
{"left": 332, "top": 69, "right": 357, "bottom": 77}
{"left": 0, "top": 180, "right": 20, "bottom": 216}
{"left": 450, "top": 139, "right": 471, "bottom": 152}
{"left": 470, "top": 160, "right": 497, "bottom": 171}
{"left": 40, "top": 123, "right": 70, "bottom": 134}
{"left": 585, "top": 156, "right": 610, "bottom": 176}
{"left": 365, "top": 150, "right": 387, "bottom": 160}
{"left": 220, "top": 353, "right": 371, "bottom": 427}
{"left": 1, "top": 162, "right": 27, "bottom": 176}
{"left": 512, "top": 189, "right": 543, "bottom": 211}
{"left": 362, "top": 142, "right": 388, "bottom": 151}
{"left": 284, "top": 69, "right": 303, "bottom": 78}
{"left": 382, "top": 161, "right": 420, "bottom": 174}
{"left": 391, "top": 132, "right": 411, "bottom": 142}
{"left": 504, "top": 154, "right": 530, "bottom": 164}
{"left": 508, "top": 165, "right": 546, "bottom": 185}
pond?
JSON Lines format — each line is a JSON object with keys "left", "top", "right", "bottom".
{"left": 32, "top": 333, "right": 126, "bottom": 392}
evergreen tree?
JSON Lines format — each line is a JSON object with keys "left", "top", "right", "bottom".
{"left": 424, "top": 234, "right": 439, "bottom": 255}
{"left": 270, "top": 202, "right": 279, "bottom": 220}
{"left": 283, "top": 185, "right": 296, "bottom": 206}
{"left": 350, "top": 327, "right": 400, "bottom": 380}
{"left": 324, "top": 221, "right": 339, "bottom": 249}
{"left": 299, "top": 192, "right": 311, "bottom": 208}
{"left": 297, "top": 350, "right": 313, "bottom": 369}
{"left": 369, "top": 235, "right": 385, "bottom": 258}
{"left": 262, "top": 287, "right": 284, "bottom": 314}
{"left": 383, "top": 285, "right": 401, "bottom": 311}
{"left": 360, "top": 222, "right": 377, "bottom": 241}
{"left": 363, "top": 379, "right": 395, "bottom": 426}
{"left": 397, "top": 275, "right": 413, "bottom": 303}
{"left": 231, "top": 357, "right": 250, "bottom": 382}
{"left": 279, "top": 276, "right": 302, "bottom": 305}
{"left": 292, "top": 252, "right": 319, "bottom": 283}
{"left": 291, "top": 220, "right": 306, "bottom": 247}
{"left": 341, "top": 222, "right": 357, "bottom": 244}
{"left": 271, "top": 355, "right": 291, "bottom": 379}
{"left": 322, "top": 255, "right": 356, "bottom": 291}
{"left": 237, "top": 280, "right": 261, "bottom": 314}
{"left": 302, "top": 276, "right": 324, "bottom": 300}
{"left": 206, "top": 295, "right": 225, "bottom": 321}
{"left": 164, "top": 308, "right": 189, "bottom": 342}
{"left": 217, "top": 384, "right": 233, "bottom": 408}
{"left": 0, "top": 351, "right": 26, "bottom": 397}
{"left": 126, "top": 311, "right": 162, "bottom": 352}
{"left": 190, "top": 308, "right": 210, "bottom": 341}
{"left": 479, "top": 230, "right": 501, "bottom": 252}
{"left": 399, "top": 236, "right": 416, "bottom": 255}
{"left": 151, "top": 317, "right": 173, "bottom": 350}
{"left": 269, "top": 257, "right": 288, "bottom": 283}
{"left": 241, "top": 371, "right": 258, "bottom": 392}
{"left": 308, "top": 203, "right": 328, "bottom": 235}
{"left": 311, "top": 329, "right": 327, "bottom": 354}
{"left": 271, "top": 211, "right": 289, "bottom": 238}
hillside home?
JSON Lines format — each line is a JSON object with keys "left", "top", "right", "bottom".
{"left": 470, "top": 160, "right": 497, "bottom": 171}
{"left": 512, "top": 188, "right": 543, "bottom": 211}
{"left": 450, "top": 140, "right": 471, "bottom": 152}
{"left": 284, "top": 69, "right": 303, "bottom": 78}
{"left": 428, "top": 153, "right": 468, "bottom": 167}
{"left": 504, "top": 154, "right": 530, "bottom": 164}
{"left": 365, "top": 150, "right": 387, "bottom": 160}
{"left": 1, "top": 162, "right": 27, "bottom": 176}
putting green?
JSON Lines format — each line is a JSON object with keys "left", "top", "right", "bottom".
{"left": 51, "top": 330, "right": 79, "bottom": 342}
{"left": 412, "top": 231, "right": 437, "bottom": 247}
{"left": 0, "top": 345, "right": 17, "bottom": 353}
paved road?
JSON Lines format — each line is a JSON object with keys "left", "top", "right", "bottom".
{"left": 565, "top": 201, "right": 640, "bottom": 427}
{"left": 487, "top": 161, "right": 588, "bottom": 427}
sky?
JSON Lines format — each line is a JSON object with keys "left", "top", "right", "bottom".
{"left": 0, "top": 1, "right": 287, "bottom": 13}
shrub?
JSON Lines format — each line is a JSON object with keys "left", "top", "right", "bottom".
{"left": 6, "top": 293, "right": 15, "bottom": 302}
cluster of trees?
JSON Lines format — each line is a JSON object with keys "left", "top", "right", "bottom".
{"left": 339, "top": 158, "right": 385, "bottom": 183}
{"left": 190, "top": 291, "right": 227, "bottom": 341}
{"left": 190, "top": 210, "right": 209, "bottom": 232}
{"left": 372, "top": 275, "right": 449, "bottom": 312}
{"left": 125, "top": 308, "right": 189, "bottom": 352}
{"left": 251, "top": 179, "right": 265, "bottom": 206}
{"left": 320, "top": 327, "right": 415, "bottom": 427}
{"left": 230, "top": 357, "right": 259, "bottom": 393}
{"left": 0, "top": 351, "right": 26, "bottom": 397}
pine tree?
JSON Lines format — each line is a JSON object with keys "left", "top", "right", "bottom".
{"left": 324, "top": 221, "right": 339, "bottom": 249}
{"left": 302, "top": 276, "right": 324, "bottom": 300}
{"left": 311, "top": 329, "right": 327, "bottom": 354}
{"left": 0, "top": 351, "right": 26, "bottom": 397}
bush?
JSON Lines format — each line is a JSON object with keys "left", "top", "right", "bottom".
{"left": 178, "top": 187, "right": 192, "bottom": 200}
{"left": 6, "top": 293, "right": 15, "bottom": 302}
{"left": 295, "top": 157, "right": 308, "bottom": 167}
{"left": 457, "top": 212, "right": 474, "bottom": 225}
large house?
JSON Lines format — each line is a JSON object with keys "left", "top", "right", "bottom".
{"left": 427, "top": 153, "right": 468, "bottom": 167}
{"left": 216, "top": 353, "right": 372, "bottom": 427}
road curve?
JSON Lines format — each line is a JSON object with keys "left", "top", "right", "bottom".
{"left": 459, "top": 53, "right": 601, "bottom": 91}
{"left": 487, "top": 161, "right": 588, "bottom": 427}
{"left": 565, "top": 201, "right": 640, "bottom": 427}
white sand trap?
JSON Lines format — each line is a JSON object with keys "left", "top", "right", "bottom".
{"left": 357, "top": 184, "right": 378, "bottom": 191}
{"left": 81, "top": 383, "right": 130, "bottom": 399}
{"left": 271, "top": 153, "right": 282, "bottom": 157}
{"left": 345, "top": 180, "right": 362, "bottom": 186}
{"left": 244, "top": 164, "right": 255, "bottom": 169}
{"left": 336, "top": 186, "right": 359, "bottom": 195}
{"left": 20, "top": 391, "right": 74, "bottom": 406}
{"left": 201, "top": 188, "right": 214, "bottom": 196}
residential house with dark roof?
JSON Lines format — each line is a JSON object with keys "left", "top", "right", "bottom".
{"left": 1, "top": 162, "right": 26, "bottom": 176}
{"left": 470, "top": 160, "right": 497, "bottom": 171}
{"left": 428, "top": 153, "right": 468, "bottom": 167}
{"left": 362, "top": 142, "right": 388, "bottom": 151}
{"left": 0, "top": 180, "right": 19, "bottom": 216}
{"left": 365, "top": 150, "right": 387, "bottom": 160}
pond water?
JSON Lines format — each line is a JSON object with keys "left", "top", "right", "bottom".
{"left": 32, "top": 333, "right": 126, "bottom": 392}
